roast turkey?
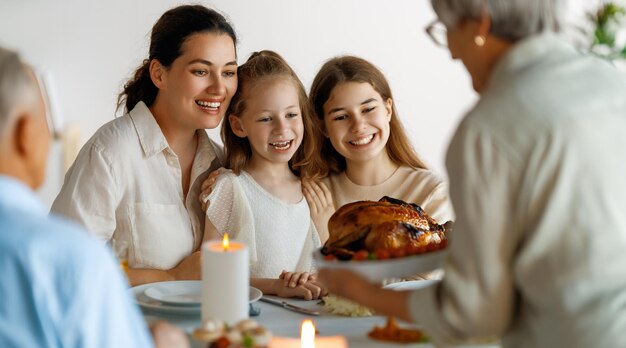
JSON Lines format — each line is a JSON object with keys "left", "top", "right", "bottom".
{"left": 321, "top": 196, "right": 450, "bottom": 259}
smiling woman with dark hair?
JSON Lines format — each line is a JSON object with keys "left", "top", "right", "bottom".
{"left": 319, "top": 0, "right": 626, "bottom": 347}
{"left": 51, "top": 5, "right": 239, "bottom": 287}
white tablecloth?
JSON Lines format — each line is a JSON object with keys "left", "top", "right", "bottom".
{"left": 139, "top": 295, "right": 500, "bottom": 348}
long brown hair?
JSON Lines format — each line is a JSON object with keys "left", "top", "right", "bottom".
{"left": 117, "top": 5, "right": 237, "bottom": 113}
{"left": 222, "top": 50, "right": 325, "bottom": 179}
{"left": 309, "top": 56, "right": 427, "bottom": 175}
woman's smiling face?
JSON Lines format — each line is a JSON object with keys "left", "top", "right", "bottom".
{"left": 157, "top": 32, "right": 238, "bottom": 130}
{"left": 322, "top": 81, "right": 392, "bottom": 166}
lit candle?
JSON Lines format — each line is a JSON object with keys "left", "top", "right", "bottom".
{"left": 268, "top": 320, "right": 348, "bottom": 348}
{"left": 201, "top": 233, "right": 249, "bottom": 325}
{"left": 223, "top": 232, "right": 230, "bottom": 251}
{"left": 301, "top": 320, "right": 315, "bottom": 348}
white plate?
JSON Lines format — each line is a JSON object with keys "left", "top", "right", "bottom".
{"left": 383, "top": 279, "right": 439, "bottom": 291}
{"left": 131, "top": 281, "right": 263, "bottom": 315}
{"left": 144, "top": 281, "right": 202, "bottom": 306}
{"left": 249, "top": 286, "right": 263, "bottom": 303}
{"left": 313, "top": 249, "right": 446, "bottom": 282}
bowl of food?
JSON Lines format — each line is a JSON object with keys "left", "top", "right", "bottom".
{"left": 314, "top": 196, "right": 450, "bottom": 282}
{"left": 192, "top": 319, "right": 271, "bottom": 348}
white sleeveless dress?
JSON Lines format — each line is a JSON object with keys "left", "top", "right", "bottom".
{"left": 205, "top": 170, "right": 320, "bottom": 278}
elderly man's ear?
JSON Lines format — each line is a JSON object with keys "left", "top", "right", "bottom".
{"left": 13, "top": 112, "right": 40, "bottom": 157}
{"left": 11, "top": 100, "right": 50, "bottom": 188}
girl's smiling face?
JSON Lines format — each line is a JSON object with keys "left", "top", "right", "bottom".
{"left": 230, "top": 77, "right": 304, "bottom": 166}
{"left": 322, "top": 81, "right": 392, "bottom": 166}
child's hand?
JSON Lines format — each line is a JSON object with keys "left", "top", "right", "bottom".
{"left": 279, "top": 270, "right": 315, "bottom": 288}
{"left": 303, "top": 180, "right": 335, "bottom": 243}
{"left": 199, "top": 168, "right": 226, "bottom": 211}
{"left": 273, "top": 278, "right": 328, "bottom": 300}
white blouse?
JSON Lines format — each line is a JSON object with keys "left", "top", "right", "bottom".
{"left": 51, "top": 102, "right": 224, "bottom": 270}
{"left": 206, "top": 170, "right": 320, "bottom": 278}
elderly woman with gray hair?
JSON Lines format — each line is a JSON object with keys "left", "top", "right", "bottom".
{"left": 318, "top": 0, "right": 626, "bottom": 347}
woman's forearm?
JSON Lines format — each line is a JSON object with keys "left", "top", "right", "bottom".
{"left": 127, "top": 269, "right": 176, "bottom": 287}
{"left": 250, "top": 278, "right": 279, "bottom": 295}
{"left": 352, "top": 284, "right": 414, "bottom": 322}
{"left": 319, "top": 269, "right": 414, "bottom": 322}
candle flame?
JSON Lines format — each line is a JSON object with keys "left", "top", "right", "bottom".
{"left": 301, "top": 319, "right": 315, "bottom": 348}
{"left": 222, "top": 233, "right": 230, "bottom": 251}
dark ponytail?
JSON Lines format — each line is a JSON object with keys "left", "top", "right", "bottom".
{"left": 117, "top": 5, "right": 237, "bottom": 113}
{"left": 118, "top": 60, "right": 156, "bottom": 113}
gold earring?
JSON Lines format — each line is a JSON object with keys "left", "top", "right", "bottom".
{"left": 474, "top": 35, "right": 486, "bottom": 47}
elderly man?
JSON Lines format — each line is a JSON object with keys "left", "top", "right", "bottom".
{"left": 0, "top": 47, "right": 186, "bottom": 347}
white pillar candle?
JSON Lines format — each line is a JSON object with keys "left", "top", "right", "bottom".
{"left": 201, "top": 234, "right": 249, "bottom": 325}
{"left": 268, "top": 320, "right": 348, "bottom": 348}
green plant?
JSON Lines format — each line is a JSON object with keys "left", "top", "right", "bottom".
{"left": 587, "top": 2, "right": 626, "bottom": 60}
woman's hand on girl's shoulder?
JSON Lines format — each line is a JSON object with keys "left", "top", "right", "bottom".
{"left": 303, "top": 179, "right": 335, "bottom": 242}
{"left": 302, "top": 180, "right": 334, "bottom": 214}
{"left": 199, "top": 167, "right": 228, "bottom": 211}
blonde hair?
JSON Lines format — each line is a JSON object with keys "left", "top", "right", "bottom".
{"left": 309, "top": 55, "right": 427, "bottom": 175}
{"left": 222, "top": 50, "right": 325, "bottom": 179}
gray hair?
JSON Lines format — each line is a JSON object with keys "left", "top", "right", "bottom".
{"left": 431, "top": 0, "right": 563, "bottom": 42}
{"left": 0, "top": 47, "right": 38, "bottom": 136}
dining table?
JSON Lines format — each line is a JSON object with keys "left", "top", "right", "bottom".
{"left": 134, "top": 285, "right": 501, "bottom": 348}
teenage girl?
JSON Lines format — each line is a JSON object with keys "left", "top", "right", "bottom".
{"left": 305, "top": 56, "right": 455, "bottom": 245}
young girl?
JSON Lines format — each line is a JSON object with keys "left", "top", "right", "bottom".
{"left": 203, "top": 51, "right": 328, "bottom": 300}
{"left": 305, "top": 56, "right": 455, "bottom": 246}
{"left": 51, "top": 5, "right": 238, "bottom": 286}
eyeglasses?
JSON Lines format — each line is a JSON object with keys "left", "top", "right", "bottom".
{"left": 425, "top": 20, "right": 448, "bottom": 48}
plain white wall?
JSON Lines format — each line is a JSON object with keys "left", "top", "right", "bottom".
{"left": 0, "top": 0, "right": 597, "bottom": 207}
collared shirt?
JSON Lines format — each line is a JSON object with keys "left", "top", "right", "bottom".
{"left": 409, "top": 34, "right": 626, "bottom": 347}
{"left": 0, "top": 176, "right": 152, "bottom": 348}
{"left": 51, "top": 102, "right": 224, "bottom": 270}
